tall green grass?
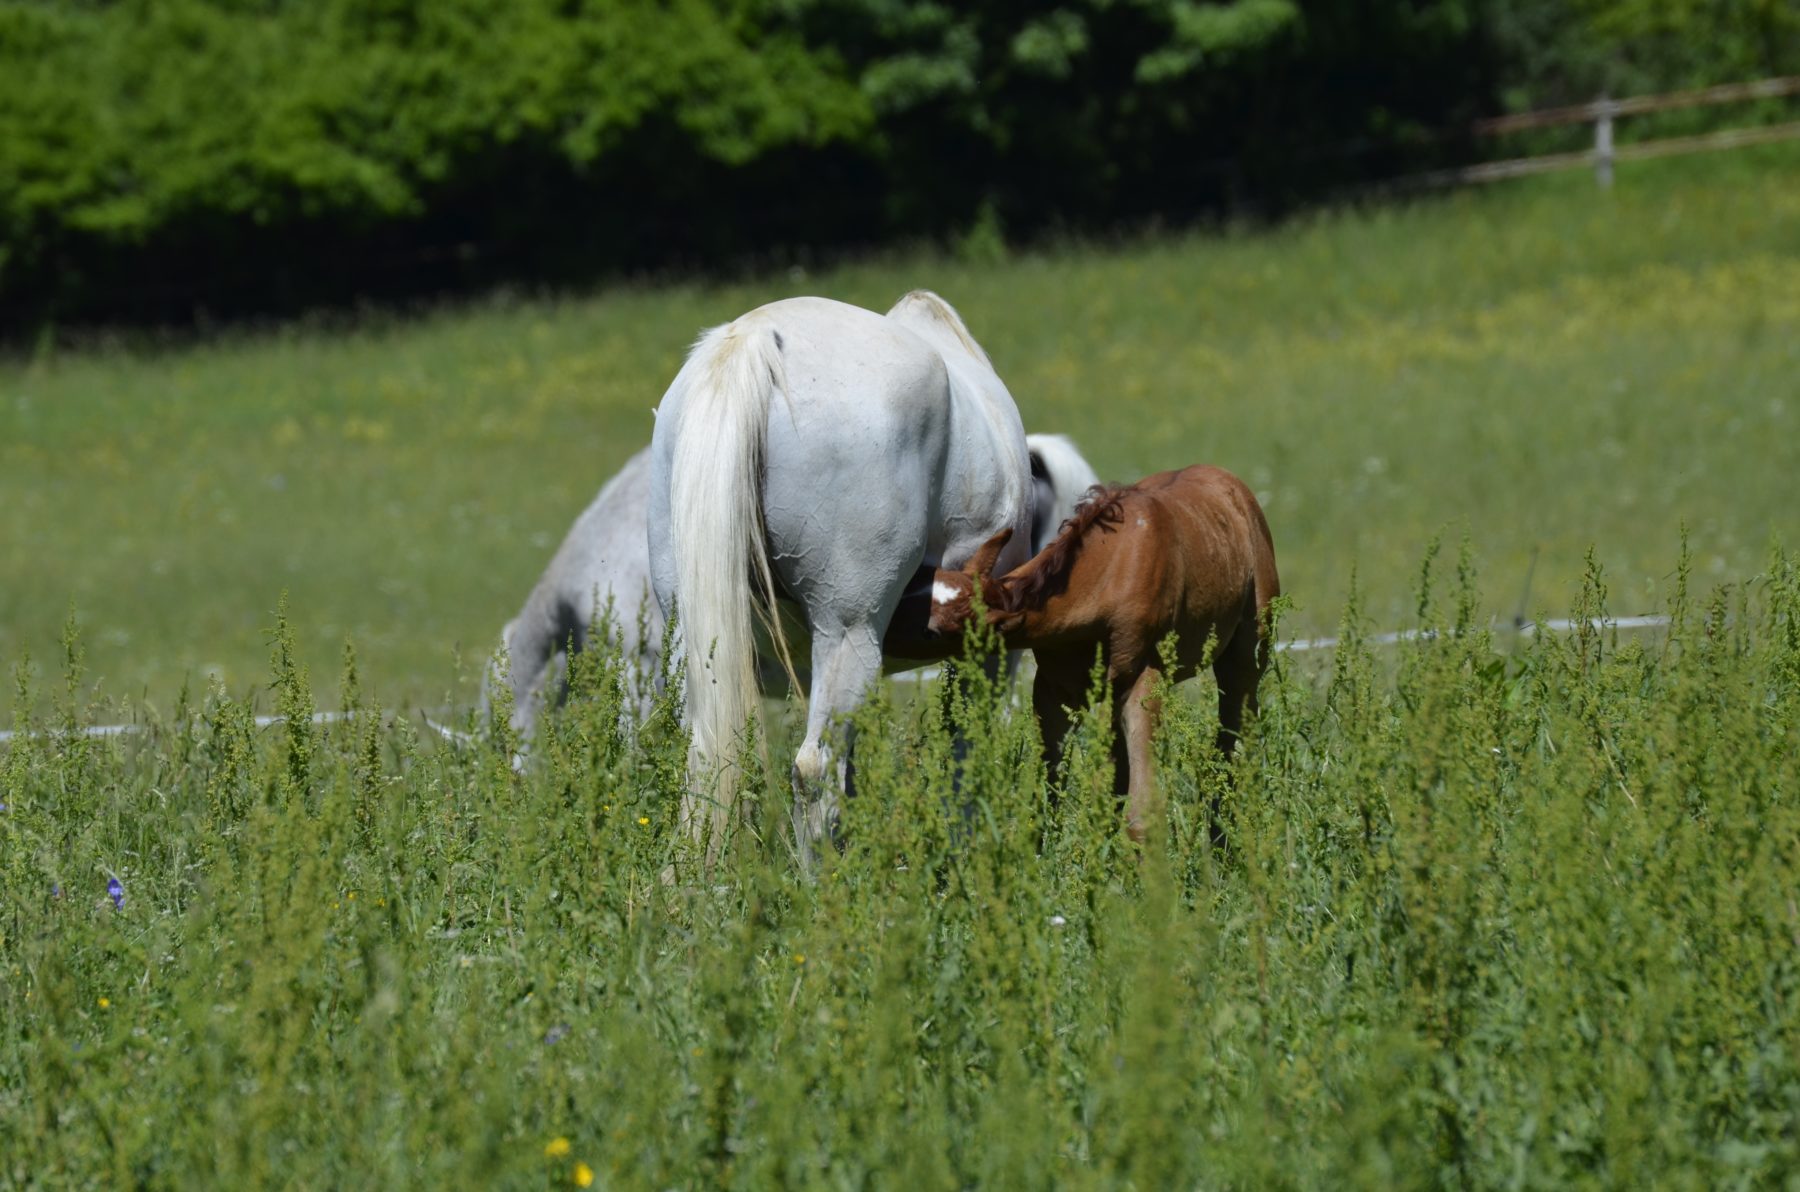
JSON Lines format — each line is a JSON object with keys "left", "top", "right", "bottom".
{"left": 2, "top": 145, "right": 1798, "bottom": 712}
{"left": 4, "top": 546, "right": 1797, "bottom": 1187}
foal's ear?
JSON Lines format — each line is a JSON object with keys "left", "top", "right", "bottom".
{"left": 963, "top": 528, "right": 1013, "bottom": 582}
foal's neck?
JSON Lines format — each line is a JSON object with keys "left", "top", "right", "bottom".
{"left": 994, "top": 563, "right": 1101, "bottom": 646}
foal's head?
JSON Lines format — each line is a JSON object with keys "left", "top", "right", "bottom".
{"left": 928, "top": 528, "right": 1016, "bottom": 637}
{"left": 928, "top": 484, "right": 1130, "bottom": 638}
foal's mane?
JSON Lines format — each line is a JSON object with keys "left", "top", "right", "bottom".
{"left": 997, "top": 483, "right": 1131, "bottom": 613}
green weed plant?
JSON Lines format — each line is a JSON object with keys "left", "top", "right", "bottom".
{"left": 4, "top": 545, "right": 1797, "bottom": 1188}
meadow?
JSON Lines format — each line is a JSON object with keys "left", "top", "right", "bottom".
{"left": 3, "top": 553, "right": 1798, "bottom": 1187}
{"left": 3, "top": 148, "right": 1800, "bottom": 1187}
{"left": 2, "top": 145, "right": 1797, "bottom": 712}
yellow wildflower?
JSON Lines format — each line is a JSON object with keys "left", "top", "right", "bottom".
{"left": 544, "top": 1137, "right": 571, "bottom": 1159}
{"left": 574, "top": 1161, "right": 594, "bottom": 1187}
{"left": 637, "top": 816, "right": 649, "bottom": 826}
{"left": 97, "top": 997, "right": 111, "bottom": 1009}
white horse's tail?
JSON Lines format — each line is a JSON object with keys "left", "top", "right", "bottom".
{"left": 668, "top": 323, "right": 791, "bottom": 857}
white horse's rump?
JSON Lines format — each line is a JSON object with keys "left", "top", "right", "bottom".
{"left": 649, "top": 293, "right": 1034, "bottom": 863}
{"left": 481, "top": 447, "right": 663, "bottom": 737}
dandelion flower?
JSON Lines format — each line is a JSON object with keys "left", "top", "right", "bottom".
{"left": 97, "top": 997, "right": 110, "bottom": 1009}
{"left": 637, "top": 816, "right": 649, "bottom": 826}
{"left": 574, "top": 1161, "right": 594, "bottom": 1187}
{"left": 793, "top": 954, "right": 805, "bottom": 965}
{"left": 544, "top": 1137, "right": 571, "bottom": 1159}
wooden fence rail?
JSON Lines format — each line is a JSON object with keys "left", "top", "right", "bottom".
{"left": 1421, "top": 75, "right": 1800, "bottom": 189}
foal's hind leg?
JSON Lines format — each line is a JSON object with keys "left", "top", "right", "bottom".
{"left": 792, "top": 620, "right": 885, "bottom": 872}
{"left": 1211, "top": 619, "right": 1267, "bottom": 759}
{"left": 1208, "top": 619, "right": 1268, "bottom": 848}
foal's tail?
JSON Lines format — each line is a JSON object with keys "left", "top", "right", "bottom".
{"left": 667, "top": 322, "right": 791, "bottom": 857}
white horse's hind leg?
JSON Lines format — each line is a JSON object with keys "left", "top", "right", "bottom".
{"left": 792, "top": 621, "right": 885, "bottom": 871}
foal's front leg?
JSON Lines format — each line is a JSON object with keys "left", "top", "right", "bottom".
{"left": 1030, "top": 647, "right": 1093, "bottom": 788}
{"left": 1118, "top": 664, "right": 1163, "bottom": 844}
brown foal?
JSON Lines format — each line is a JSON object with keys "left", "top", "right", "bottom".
{"left": 928, "top": 465, "right": 1280, "bottom": 842}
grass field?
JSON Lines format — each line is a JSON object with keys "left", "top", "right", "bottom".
{"left": 4, "top": 148, "right": 1800, "bottom": 1187}
{"left": 4, "top": 562, "right": 1798, "bottom": 1186}
{"left": 2, "top": 145, "right": 1797, "bottom": 713}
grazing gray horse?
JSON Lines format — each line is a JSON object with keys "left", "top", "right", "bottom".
{"left": 649, "top": 291, "right": 1040, "bottom": 863}
{"left": 484, "top": 431, "right": 1099, "bottom": 745}
{"left": 480, "top": 447, "right": 661, "bottom": 738}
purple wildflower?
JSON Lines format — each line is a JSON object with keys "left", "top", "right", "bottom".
{"left": 107, "top": 877, "right": 124, "bottom": 910}
{"left": 51, "top": 883, "right": 63, "bottom": 900}
{"left": 544, "top": 1023, "right": 570, "bottom": 1046}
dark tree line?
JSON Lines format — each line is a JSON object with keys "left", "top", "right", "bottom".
{"left": 1, "top": 0, "right": 1793, "bottom": 329}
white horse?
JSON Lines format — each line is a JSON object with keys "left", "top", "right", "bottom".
{"left": 1025, "top": 433, "right": 1101, "bottom": 555}
{"left": 648, "top": 291, "right": 1038, "bottom": 863}
{"left": 480, "top": 447, "right": 662, "bottom": 738}
{"left": 484, "top": 431, "right": 1100, "bottom": 747}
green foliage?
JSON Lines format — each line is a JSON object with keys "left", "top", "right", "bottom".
{"left": 0, "top": 0, "right": 1490, "bottom": 323}
{"left": 1494, "top": 0, "right": 1800, "bottom": 109}
{"left": 5, "top": 0, "right": 1794, "bottom": 323}
{"left": 5, "top": 552, "right": 1798, "bottom": 1185}
{"left": 1135, "top": 0, "right": 1300, "bottom": 83}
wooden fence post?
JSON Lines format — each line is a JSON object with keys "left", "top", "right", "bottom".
{"left": 1594, "top": 95, "right": 1616, "bottom": 188}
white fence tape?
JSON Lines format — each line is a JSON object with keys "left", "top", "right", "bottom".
{"left": 0, "top": 615, "right": 1673, "bottom": 743}
{"left": 885, "top": 614, "right": 1672, "bottom": 683}
{"left": 0, "top": 710, "right": 357, "bottom": 745}
{"left": 1273, "top": 613, "right": 1673, "bottom": 656}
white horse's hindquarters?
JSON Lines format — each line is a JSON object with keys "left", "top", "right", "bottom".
{"left": 933, "top": 349, "right": 1034, "bottom": 578}
{"left": 647, "top": 293, "right": 1040, "bottom": 861}
{"left": 885, "top": 294, "right": 1034, "bottom": 578}
{"left": 757, "top": 315, "right": 949, "bottom": 622}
